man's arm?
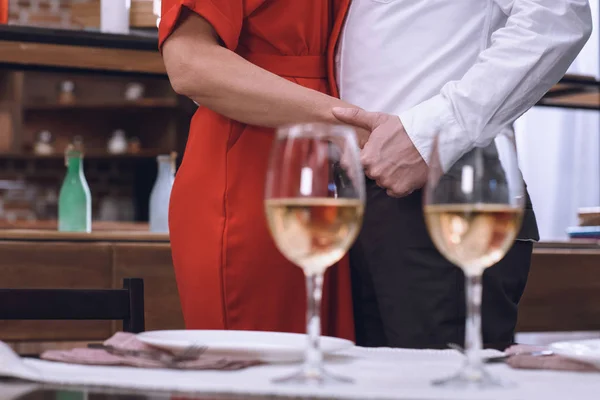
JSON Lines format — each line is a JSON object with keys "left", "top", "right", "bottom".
{"left": 399, "top": 0, "right": 593, "bottom": 166}
{"left": 333, "top": 0, "right": 592, "bottom": 197}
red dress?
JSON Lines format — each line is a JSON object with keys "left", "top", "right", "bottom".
{"left": 160, "top": 0, "right": 353, "bottom": 340}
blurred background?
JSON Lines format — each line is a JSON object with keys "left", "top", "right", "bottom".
{"left": 516, "top": 0, "right": 600, "bottom": 241}
{"left": 1, "top": 0, "right": 598, "bottom": 237}
{"left": 0, "top": 0, "right": 195, "bottom": 228}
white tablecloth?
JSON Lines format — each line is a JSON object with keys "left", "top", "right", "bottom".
{"left": 6, "top": 346, "right": 600, "bottom": 399}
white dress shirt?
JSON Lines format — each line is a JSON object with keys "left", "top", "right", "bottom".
{"left": 337, "top": 0, "right": 593, "bottom": 167}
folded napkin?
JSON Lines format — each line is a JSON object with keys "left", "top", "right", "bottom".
{"left": 505, "top": 344, "right": 599, "bottom": 372}
{"left": 41, "top": 332, "right": 260, "bottom": 371}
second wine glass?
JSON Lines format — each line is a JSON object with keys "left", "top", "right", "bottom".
{"left": 264, "top": 123, "right": 365, "bottom": 385}
{"left": 423, "top": 131, "right": 525, "bottom": 388}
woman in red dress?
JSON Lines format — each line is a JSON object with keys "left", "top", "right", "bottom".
{"left": 160, "top": 0, "right": 360, "bottom": 340}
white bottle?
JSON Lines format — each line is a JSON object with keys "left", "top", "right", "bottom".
{"left": 98, "top": 192, "right": 120, "bottom": 221}
{"left": 108, "top": 129, "right": 128, "bottom": 154}
{"left": 101, "top": 0, "right": 130, "bottom": 34}
{"left": 149, "top": 155, "right": 174, "bottom": 233}
{"left": 34, "top": 130, "right": 54, "bottom": 155}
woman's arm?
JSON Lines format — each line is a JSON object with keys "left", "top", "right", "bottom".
{"left": 162, "top": 10, "right": 358, "bottom": 129}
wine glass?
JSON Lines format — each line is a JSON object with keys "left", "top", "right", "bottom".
{"left": 264, "top": 123, "right": 365, "bottom": 385}
{"left": 423, "top": 131, "right": 524, "bottom": 388}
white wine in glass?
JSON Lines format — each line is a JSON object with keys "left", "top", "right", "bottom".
{"left": 423, "top": 132, "right": 524, "bottom": 388}
{"left": 264, "top": 123, "right": 365, "bottom": 385}
{"left": 265, "top": 198, "right": 364, "bottom": 276}
{"left": 425, "top": 204, "right": 523, "bottom": 277}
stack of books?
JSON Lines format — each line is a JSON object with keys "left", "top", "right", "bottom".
{"left": 567, "top": 207, "right": 600, "bottom": 239}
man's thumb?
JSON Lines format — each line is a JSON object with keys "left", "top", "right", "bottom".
{"left": 332, "top": 107, "right": 378, "bottom": 130}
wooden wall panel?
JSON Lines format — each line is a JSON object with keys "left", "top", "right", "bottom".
{"left": 112, "top": 243, "right": 184, "bottom": 332}
{"left": 517, "top": 247, "right": 600, "bottom": 332}
{"left": 0, "top": 241, "right": 113, "bottom": 341}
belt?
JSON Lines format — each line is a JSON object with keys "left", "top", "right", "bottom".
{"left": 239, "top": 51, "right": 327, "bottom": 79}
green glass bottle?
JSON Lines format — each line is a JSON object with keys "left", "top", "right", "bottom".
{"left": 58, "top": 145, "right": 91, "bottom": 233}
{"left": 55, "top": 390, "right": 86, "bottom": 400}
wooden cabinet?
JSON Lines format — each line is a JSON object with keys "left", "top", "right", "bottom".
{"left": 0, "top": 232, "right": 184, "bottom": 354}
{"left": 517, "top": 241, "right": 600, "bottom": 333}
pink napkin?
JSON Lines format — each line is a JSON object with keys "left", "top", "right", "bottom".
{"left": 41, "top": 332, "right": 260, "bottom": 370}
{"left": 505, "top": 344, "right": 599, "bottom": 373}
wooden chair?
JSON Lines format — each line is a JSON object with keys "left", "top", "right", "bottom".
{"left": 0, "top": 278, "right": 145, "bottom": 333}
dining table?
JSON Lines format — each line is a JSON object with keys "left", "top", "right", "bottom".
{"left": 2, "top": 342, "right": 600, "bottom": 400}
{"left": 2, "top": 380, "right": 268, "bottom": 400}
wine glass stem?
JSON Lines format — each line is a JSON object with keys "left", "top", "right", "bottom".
{"left": 304, "top": 273, "right": 324, "bottom": 377}
{"left": 464, "top": 273, "right": 484, "bottom": 371}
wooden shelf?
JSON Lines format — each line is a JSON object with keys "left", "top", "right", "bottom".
{"left": 0, "top": 25, "right": 159, "bottom": 52}
{"left": 0, "top": 228, "right": 169, "bottom": 243}
{"left": 23, "top": 98, "right": 178, "bottom": 111}
{"left": 539, "top": 74, "right": 600, "bottom": 111}
{"left": 0, "top": 40, "right": 165, "bottom": 76}
{"left": 0, "top": 220, "right": 148, "bottom": 231}
{"left": 0, "top": 149, "right": 168, "bottom": 159}
{"left": 538, "top": 92, "right": 599, "bottom": 110}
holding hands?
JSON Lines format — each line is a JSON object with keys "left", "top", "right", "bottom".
{"left": 332, "top": 107, "right": 428, "bottom": 198}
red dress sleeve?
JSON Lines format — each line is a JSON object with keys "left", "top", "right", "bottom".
{"left": 159, "top": 0, "right": 243, "bottom": 51}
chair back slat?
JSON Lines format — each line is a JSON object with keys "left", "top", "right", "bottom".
{"left": 0, "top": 289, "right": 130, "bottom": 320}
{"left": 0, "top": 278, "right": 145, "bottom": 333}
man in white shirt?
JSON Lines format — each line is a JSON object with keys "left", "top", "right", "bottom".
{"left": 332, "top": 0, "right": 593, "bottom": 348}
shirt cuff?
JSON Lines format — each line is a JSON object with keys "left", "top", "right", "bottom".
{"left": 398, "top": 94, "right": 473, "bottom": 171}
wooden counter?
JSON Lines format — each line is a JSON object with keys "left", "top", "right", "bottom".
{"left": 0, "top": 229, "right": 168, "bottom": 242}
{"left": 0, "top": 221, "right": 169, "bottom": 242}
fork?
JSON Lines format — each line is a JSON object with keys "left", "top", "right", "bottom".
{"left": 171, "top": 345, "right": 208, "bottom": 363}
{"left": 447, "top": 342, "right": 553, "bottom": 363}
{"left": 88, "top": 344, "right": 207, "bottom": 368}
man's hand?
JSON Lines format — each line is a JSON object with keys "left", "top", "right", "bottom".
{"left": 332, "top": 107, "right": 428, "bottom": 197}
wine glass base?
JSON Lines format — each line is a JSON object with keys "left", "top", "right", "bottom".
{"left": 432, "top": 366, "right": 510, "bottom": 389}
{"left": 273, "top": 367, "right": 353, "bottom": 385}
